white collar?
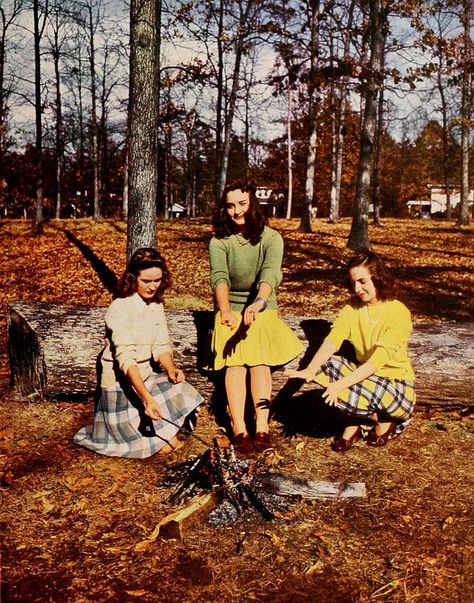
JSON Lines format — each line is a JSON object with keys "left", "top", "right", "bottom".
{"left": 131, "top": 292, "right": 158, "bottom": 313}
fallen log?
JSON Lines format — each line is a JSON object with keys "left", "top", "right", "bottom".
{"left": 6, "top": 301, "right": 473, "bottom": 408}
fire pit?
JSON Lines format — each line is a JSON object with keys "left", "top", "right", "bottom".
{"left": 160, "top": 438, "right": 366, "bottom": 528}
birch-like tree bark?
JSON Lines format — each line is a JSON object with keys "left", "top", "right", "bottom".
{"left": 347, "top": 0, "right": 386, "bottom": 251}
{"left": 457, "top": 0, "right": 472, "bottom": 226}
{"left": 127, "top": 0, "right": 160, "bottom": 258}
{"left": 33, "top": 0, "right": 48, "bottom": 235}
{"left": 298, "top": 0, "right": 321, "bottom": 234}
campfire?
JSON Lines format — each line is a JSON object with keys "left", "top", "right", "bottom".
{"left": 160, "top": 437, "right": 366, "bottom": 529}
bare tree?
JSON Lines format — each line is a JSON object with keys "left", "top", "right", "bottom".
{"left": 127, "top": 0, "right": 161, "bottom": 258}
{"left": 347, "top": 0, "right": 387, "bottom": 251}
{"left": 457, "top": 0, "right": 472, "bottom": 226}
{"left": 329, "top": 0, "right": 356, "bottom": 224}
{"left": 33, "top": 0, "right": 49, "bottom": 235}
{"left": 298, "top": 0, "right": 321, "bottom": 233}
{"left": 0, "top": 0, "right": 24, "bottom": 177}
{"left": 47, "top": 0, "right": 72, "bottom": 219}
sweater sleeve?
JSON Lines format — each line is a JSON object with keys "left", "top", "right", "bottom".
{"left": 369, "top": 303, "right": 413, "bottom": 370}
{"left": 209, "top": 237, "right": 230, "bottom": 291}
{"left": 325, "top": 305, "right": 352, "bottom": 351}
{"left": 151, "top": 304, "right": 173, "bottom": 361}
{"left": 104, "top": 300, "right": 137, "bottom": 376}
{"left": 258, "top": 229, "right": 283, "bottom": 290}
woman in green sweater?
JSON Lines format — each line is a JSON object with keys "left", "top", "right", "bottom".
{"left": 209, "top": 180, "right": 304, "bottom": 455}
{"left": 287, "top": 252, "right": 416, "bottom": 452}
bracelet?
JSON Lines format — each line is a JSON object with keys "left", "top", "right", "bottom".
{"left": 254, "top": 296, "right": 267, "bottom": 310}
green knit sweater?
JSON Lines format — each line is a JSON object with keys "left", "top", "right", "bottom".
{"left": 209, "top": 226, "right": 283, "bottom": 311}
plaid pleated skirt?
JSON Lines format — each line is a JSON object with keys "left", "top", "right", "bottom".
{"left": 314, "top": 356, "right": 416, "bottom": 425}
{"left": 73, "top": 373, "right": 203, "bottom": 458}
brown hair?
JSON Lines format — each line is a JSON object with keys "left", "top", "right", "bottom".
{"left": 115, "top": 247, "right": 171, "bottom": 303}
{"left": 213, "top": 179, "right": 268, "bottom": 245}
{"left": 346, "top": 251, "right": 397, "bottom": 301}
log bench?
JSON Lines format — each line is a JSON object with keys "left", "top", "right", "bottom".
{"left": 7, "top": 301, "right": 474, "bottom": 409}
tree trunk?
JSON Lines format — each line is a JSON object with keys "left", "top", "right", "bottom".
{"left": 214, "top": 0, "right": 224, "bottom": 200}
{"left": 87, "top": 4, "right": 100, "bottom": 221}
{"left": 347, "top": 0, "right": 386, "bottom": 251}
{"left": 217, "top": 1, "right": 254, "bottom": 199}
{"left": 372, "top": 66, "right": 384, "bottom": 227}
{"left": 437, "top": 48, "right": 452, "bottom": 220}
{"left": 286, "top": 82, "right": 293, "bottom": 219}
{"left": 52, "top": 15, "right": 64, "bottom": 220}
{"left": 122, "top": 146, "right": 129, "bottom": 219}
{"left": 298, "top": 0, "right": 320, "bottom": 234}
{"left": 329, "top": 0, "right": 355, "bottom": 224}
{"left": 457, "top": 0, "right": 471, "bottom": 226}
{"left": 33, "top": 0, "right": 44, "bottom": 235}
{"left": 127, "top": 0, "right": 160, "bottom": 258}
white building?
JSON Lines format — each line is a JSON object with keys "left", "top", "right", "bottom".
{"left": 407, "top": 184, "right": 474, "bottom": 217}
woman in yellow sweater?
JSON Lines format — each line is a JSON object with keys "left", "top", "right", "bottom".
{"left": 287, "top": 252, "right": 416, "bottom": 452}
{"left": 74, "top": 248, "right": 203, "bottom": 458}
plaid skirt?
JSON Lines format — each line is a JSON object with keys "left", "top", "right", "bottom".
{"left": 73, "top": 373, "right": 203, "bottom": 458}
{"left": 314, "top": 356, "right": 416, "bottom": 426}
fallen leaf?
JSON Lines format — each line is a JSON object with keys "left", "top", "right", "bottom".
{"left": 304, "top": 560, "right": 324, "bottom": 575}
{"left": 125, "top": 590, "right": 150, "bottom": 597}
{"left": 134, "top": 540, "right": 153, "bottom": 553}
{"left": 32, "top": 490, "right": 52, "bottom": 499}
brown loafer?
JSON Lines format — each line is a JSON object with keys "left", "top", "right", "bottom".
{"left": 253, "top": 431, "right": 272, "bottom": 453}
{"left": 331, "top": 426, "right": 361, "bottom": 453}
{"left": 233, "top": 433, "right": 255, "bottom": 456}
{"left": 366, "top": 422, "right": 397, "bottom": 447}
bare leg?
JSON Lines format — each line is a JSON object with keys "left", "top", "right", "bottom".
{"left": 225, "top": 365, "right": 248, "bottom": 436}
{"left": 374, "top": 421, "right": 393, "bottom": 436}
{"left": 249, "top": 365, "right": 272, "bottom": 433}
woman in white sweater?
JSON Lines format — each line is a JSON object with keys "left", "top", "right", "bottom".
{"left": 74, "top": 248, "right": 203, "bottom": 458}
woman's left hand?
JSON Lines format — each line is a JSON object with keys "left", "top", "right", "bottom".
{"left": 243, "top": 302, "right": 262, "bottom": 326}
{"left": 167, "top": 368, "right": 185, "bottom": 383}
{"left": 322, "top": 381, "right": 344, "bottom": 406}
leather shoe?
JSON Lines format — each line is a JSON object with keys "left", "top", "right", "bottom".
{"left": 233, "top": 433, "right": 255, "bottom": 456}
{"left": 366, "top": 422, "right": 397, "bottom": 447}
{"left": 253, "top": 431, "right": 272, "bottom": 453}
{"left": 331, "top": 425, "right": 361, "bottom": 453}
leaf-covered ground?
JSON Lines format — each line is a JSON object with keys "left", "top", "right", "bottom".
{"left": 1, "top": 217, "right": 473, "bottom": 602}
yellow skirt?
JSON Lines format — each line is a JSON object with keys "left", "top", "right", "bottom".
{"left": 210, "top": 309, "right": 304, "bottom": 370}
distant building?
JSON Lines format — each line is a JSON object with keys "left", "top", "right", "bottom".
{"left": 407, "top": 184, "right": 474, "bottom": 217}
{"left": 256, "top": 187, "right": 286, "bottom": 217}
{"left": 170, "top": 202, "right": 186, "bottom": 218}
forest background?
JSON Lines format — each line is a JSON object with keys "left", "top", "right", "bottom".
{"left": 0, "top": 0, "right": 472, "bottom": 232}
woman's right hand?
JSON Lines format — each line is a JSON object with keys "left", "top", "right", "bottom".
{"left": 144, "top": 399, "right": 162, "bottom": 421}
{"left": 220, "top": 309, "right": 238, "bottom": 329}
{"left": 285, "top": 367, "right": 316, "bottom": 382}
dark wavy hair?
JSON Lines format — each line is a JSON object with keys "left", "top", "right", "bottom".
{"left": 115, "top": 247, "right": 171, "bottom": 303}
{"left": 213, "top": 179, "right": 268, "bottom": 245}
{"left": 346, "top": 251, "right": 397, "bottom": 302}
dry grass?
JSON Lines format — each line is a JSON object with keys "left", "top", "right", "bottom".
{"left": 0, "top": 217, "right": 473, "bottom": 602}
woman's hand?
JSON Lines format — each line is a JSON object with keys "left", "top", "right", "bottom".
{"left": 285, "top": 367, "right": 316, "bottom": 382}
{"left": 243, "top": 302, "right": 262, "bottom": 326}
{"left": 322, "top": 381, "right": 344, "bottom": 406}
{"left": 144, "top": 399, "right": 162, "bottom": 421}
{"left": 220, "top": 309, "right": 238, "bottom": 329}
{"left": 167, "top": 367, "right": 185, "bottom": 383}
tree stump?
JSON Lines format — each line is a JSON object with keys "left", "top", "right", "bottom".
{"left": 7, "top": 301, "right": 473, "bottom": 408}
